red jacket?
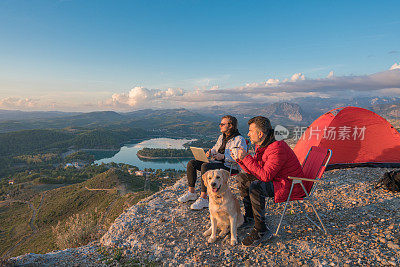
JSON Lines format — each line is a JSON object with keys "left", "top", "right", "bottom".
{"left": 237, "top": 140, "right": 304, "bottom": 203}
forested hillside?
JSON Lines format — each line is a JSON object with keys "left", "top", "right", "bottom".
{"left": 72, "top": 128, "right": 147, "bottom": 149}
{"left": 0, "top": 128, "right": 148, "bottom": 157}
{"left": 0, "top": 108, "right": 219, "bottom": 136}
{"left": 0, "top": 130, "right": 74, "bottom": 156}
{"left": 0, "top": 168, "right": 158, "bottom": 258}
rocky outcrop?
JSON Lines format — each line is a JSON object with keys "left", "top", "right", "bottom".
{"left": 99, "top": 168, "right": 400, "bottom": 266}
{"left": 9, "top": 167, "right": 400, "bottom": 266}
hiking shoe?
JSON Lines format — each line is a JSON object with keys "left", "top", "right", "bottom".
{"left": 178, "top": 191, "right": 198, "bottom": 203}
{"left": 241, "top": 228, "right": 273, "bottom": 247}
{"left": 239, "top": 216, "right": 254, "bottom": 229}
{"left": 190, "top": 197, "right": 209, "bottom": 210}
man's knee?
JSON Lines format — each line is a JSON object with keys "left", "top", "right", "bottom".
{"left": 235, "top": 173, "right": 247, "bottom": 185}
{"left": 249, "top": 181, "right": 262, "bottom": 195}
{"left": 236, "top": 173, "right": 250, "bottom": 196}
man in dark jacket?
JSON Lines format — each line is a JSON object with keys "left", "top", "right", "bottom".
{"left": 232, "top": 116, "right": 304, "bottom": 246}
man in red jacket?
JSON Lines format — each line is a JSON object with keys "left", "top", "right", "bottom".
{"left": 233, "top": 116, "right": 304, "bottom": 246}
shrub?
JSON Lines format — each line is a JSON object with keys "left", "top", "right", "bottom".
{"left": 51, "top": 210, "right": 104, "bottom": 249}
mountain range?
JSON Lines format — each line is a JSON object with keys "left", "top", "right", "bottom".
{"left": 0, "top": 96, "right": 399, "bottom": 133}
{"left": 195, "top": 96, "right": 400, "bottom": 129}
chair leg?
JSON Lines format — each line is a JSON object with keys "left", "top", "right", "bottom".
{"left": 275, "top": 183, "right": 295, "bottom": 236}
{"left": 299, "top": 183, "right": 328, "bottom": 235}
{"left": 297, "top": 200, "right": 323, "bottom": 232}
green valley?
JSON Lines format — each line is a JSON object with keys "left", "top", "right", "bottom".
{"left": 0, "top": 168, "right": 164, "bottom": 258}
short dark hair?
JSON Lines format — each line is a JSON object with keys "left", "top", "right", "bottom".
{"left": 222, "top": 115, "right": 238, "bottom": 131}
{"left": 248, "top": 116, "right": 272, "bottom": 134}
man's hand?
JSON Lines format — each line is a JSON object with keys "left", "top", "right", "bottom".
{"left": 205, "top": 149, "right": 211, "bottom": 158}
{"left": 231, "top": 147, "right": 248, "bottom": 161}
{"left": 213, "top": 152, "right": 225, "bottom": 161}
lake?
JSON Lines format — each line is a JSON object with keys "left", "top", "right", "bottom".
{"left": 93, "top": 138, "right": 195, "bottom": 170}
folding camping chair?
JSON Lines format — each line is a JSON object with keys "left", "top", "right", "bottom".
{"left": 275, "top": 146, "right": 332, "bottom": 236}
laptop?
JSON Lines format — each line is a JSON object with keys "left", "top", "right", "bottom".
{"left": 190, "top": 147, "right": 210, "bottom": 163}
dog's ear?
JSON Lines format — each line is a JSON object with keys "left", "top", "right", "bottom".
{"left": 202, "top": 171, "right": 210, "bottom": 187}
{"left": 219, "top": 169, "right": 230, "bottom": 185}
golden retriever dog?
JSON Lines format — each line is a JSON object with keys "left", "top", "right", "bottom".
{"left": 202, "top": 169, "right": 244, "bottom": 245}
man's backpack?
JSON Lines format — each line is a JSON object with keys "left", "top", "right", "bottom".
{"left": 375, "top": 170, "right": 400, "bottom": 192}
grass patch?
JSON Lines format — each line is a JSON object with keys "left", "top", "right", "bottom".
{"left": 12, "top": 228, "right": 58, "bottom": 256}
{"left": 0, "top": 202, "right": 32, "bottom": 257}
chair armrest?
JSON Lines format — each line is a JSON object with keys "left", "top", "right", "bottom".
{"left": 288, "top": 176, "right": 321, "bottom": 182}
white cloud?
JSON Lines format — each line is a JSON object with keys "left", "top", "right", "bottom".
{"left": 246, "top": 78, "right": 280, "bottom": 88}
{"left": 100, "top": 66, "right": 400, "bottom": 110}
{"left": 7, "top": 65, "right": 399, "bottom": 112}
{"left": 104, "top": 86, "right": 186, "bottom": 109}
{"left": 266, "top": 78, "right": 280, "bottom": 85}
{"left": 0, "top": 97, "right": 38, "bottom": 109}
{"left": 209, "top": 85, "right": 220, "bottom": 91}
{"left": 327, "top": 71, "right": 334, "bottom": 78}
{"left": 290, "top": 73, "right": 305, "bottom": 81}
{"left": 390, "top": 63, "right": 400, "bottom": 70}
{"left": 215, "top": 68, "right": 400, "bottom": 97}
{"left": 0, "top": 96, "right": 106, "bottom": 112}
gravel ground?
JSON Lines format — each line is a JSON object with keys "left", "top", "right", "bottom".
{"left": 9, "top": 167, "right": 400, "bottom": 266}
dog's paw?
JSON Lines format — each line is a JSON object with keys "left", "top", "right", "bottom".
{"left": 229, "top": 238, "right": 238, "bottom": 246}
{"left": 222, "top": 235, "right": 230, "bottom": 243}
{"left": 218, "top": 230, "right": 229, "bottom": 238}
{"left": 207, "top": 236, "right": 217, "bottom": 243}
{"left": 203, "top": 229, "right": 211, "bottom": 236}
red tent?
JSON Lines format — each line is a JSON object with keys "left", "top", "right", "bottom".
{"left": 293, "top": 107, "right": 400, "bottom": 169}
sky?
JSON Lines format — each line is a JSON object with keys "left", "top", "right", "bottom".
{"left": 0, "top": 0, "right": 399, "bottom": 111}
